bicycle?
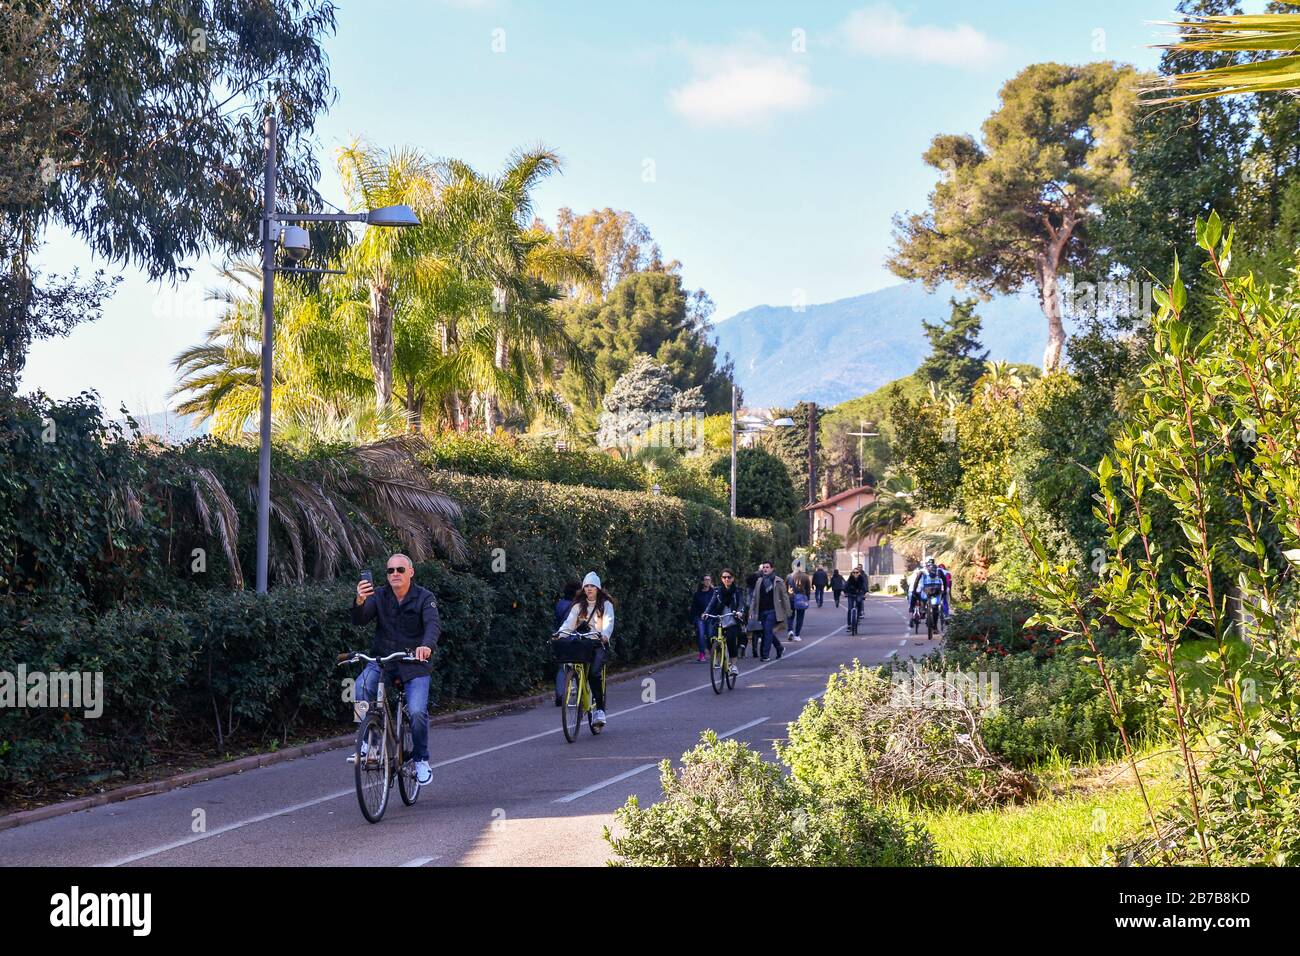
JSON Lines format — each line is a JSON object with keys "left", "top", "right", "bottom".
{"left": 701, "top": 612, "right": 738, "bottom": 694}
{"left": 337, "top": 649, "right": 424, "bottom": 824}
{"left": 847, "top": 595, "right": 863, "bottom": 635}
{"left": 921, "top": 584, "right": 946, "bottom": 640}
{"left": 552, "top": 632, "right": 607, "bottom": 743}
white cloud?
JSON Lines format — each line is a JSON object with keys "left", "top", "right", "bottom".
{"left": 839, "top": 4, "right": 1003, "bottom": 68}
{"left": 668, "top": 49, "right": 826, "bottom": 127}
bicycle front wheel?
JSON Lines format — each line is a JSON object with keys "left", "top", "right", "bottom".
{"left": 561, "top": 666, "right": 582, "bottom": 743}
{"left": 710, "top": 638, "right": 724, "bottom": 694}
{"left": 354, "top": 712, "right": 390, "bottom": 823}
{"left": 397, "top": 709, "right": 420, "bottom": 807}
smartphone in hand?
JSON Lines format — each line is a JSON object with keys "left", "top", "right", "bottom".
{"left": 359, "top": 570, "right": 373, "bottom": 585}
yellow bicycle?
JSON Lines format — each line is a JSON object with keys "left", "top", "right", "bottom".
{"left": 553, "top": 632, "right": 607, "bottom": 742}
{"left": 701, "top": 612, "right": 738, "bottom": 694}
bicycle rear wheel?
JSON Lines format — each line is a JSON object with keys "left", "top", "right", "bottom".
{"left": 561, "top": 666, "right": 582, "bottom": 743}
{"left": 724, "top": 646, "right": 737, "bottom": 690}
{"left": 397, "top": 708, "right": 420, "bottom": 807}
{"left": 709, "top": 638, "right": 724, "bottom": 694}
{"left": 354, "top": 712, "right": 390, "bottom": 823}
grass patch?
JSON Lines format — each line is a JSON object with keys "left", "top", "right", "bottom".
{"left": 921, "top": 749, "right": 1178, "bottom": 866}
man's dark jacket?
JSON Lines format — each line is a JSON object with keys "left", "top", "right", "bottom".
{"left": 351, "top": 583, "right": 441, "bottom": 682}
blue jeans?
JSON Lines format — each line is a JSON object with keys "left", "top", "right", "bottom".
{"left": 356, "top": 662, "right": 430, "bottom": 762}
{"left": 695, "top": 617, "right": 711, "bottom": 654}
{"left": 815, "top": 587, "right": 825, "bottom": 607}
{"left": 759, "top": 610, "right": 784, "bottom": 659}
{"left": 790, "top": 606, "right": 806, "bottom": 636}
{"left": 848, "top": 596, "right": 864, "bottom": 628}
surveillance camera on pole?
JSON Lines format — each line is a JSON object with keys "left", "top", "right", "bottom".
{"left": 280, "top": 224, "right": 311, "bottom": 262}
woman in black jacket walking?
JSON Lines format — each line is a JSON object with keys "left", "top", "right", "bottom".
{"left": 830, "top": 569, "right": 845, "bottom": 608}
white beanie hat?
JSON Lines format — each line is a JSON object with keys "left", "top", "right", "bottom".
{"left": 582, "top": 571, "right": 602, "bottom": 589}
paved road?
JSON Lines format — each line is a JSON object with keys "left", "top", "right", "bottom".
{"left": 0, "top": 596, "right": 935, "bottom": 867}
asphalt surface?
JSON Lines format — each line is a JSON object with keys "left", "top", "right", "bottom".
{"left": 0, "top": 596, "right": 935, "bottom": 867}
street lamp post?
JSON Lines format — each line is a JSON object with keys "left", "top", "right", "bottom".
{"left": 255, "top": 109, "right": 419, "bottom": 593}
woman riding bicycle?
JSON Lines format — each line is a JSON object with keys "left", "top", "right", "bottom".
{"left": 557, "top": 572, "right": 615, "bottom": 729}
{"left": 703, "top": 568, "right": 746, "bottom": 677}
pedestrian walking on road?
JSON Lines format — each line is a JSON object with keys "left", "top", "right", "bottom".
{"left": 812, "top": 565, "right": 828, "bottom": 607}
{"left": 749, "top": 560, "right": 791, "bottom": 661}
{"left": 786, "top": 562, "right": 812, "bottom": 642}
{"left": 690, "top": 575, "right": 714, "bottom": 662}
{"left": 830, "top": 569, "right": 845, "bottom": 608}
{"left": 742, "top": 572, "right": 761, "bottom": 658}
{"left": 553, "top": 580, "right": 581, "bottom": 706}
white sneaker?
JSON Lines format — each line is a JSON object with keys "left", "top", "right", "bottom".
{"left": 415, "top": 760, "right": 432, "bottom": 785}
{"left": 592, "top": 709, "right": 607, "bottom": 729}
{"left": 729, "top": 664, "right": 739, "bottom": 677}
{"left": 346, "top": 739, "right": 370, "bottom": 764}
{"left": 790, "top": 635, "right": 803, "bottom": 643}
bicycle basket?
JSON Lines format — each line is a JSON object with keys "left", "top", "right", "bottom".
{"left": 552, "top": 638, "right": 600, "bottom": 664}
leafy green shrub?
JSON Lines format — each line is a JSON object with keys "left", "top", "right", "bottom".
{"left": 945, "top": 595, "right": 1048, "bottom": 657}
{"left": 606, "top": 731, "right": 935, "bottom": 867}
{"left": 0, "top": 603, "right": 192, "bottom": 789}
{"left": 778, "top": 663, "right": 1034, "bottom": 810}
{"left": 429, "top": 472, "right": 790, "bottom": 672}
{"left": 421, "top": 432, "right": 645, "bottom": 490}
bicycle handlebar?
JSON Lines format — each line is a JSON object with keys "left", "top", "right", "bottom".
{"left": 336, "top": 650, "right": 421, "bottom": 666}
{"left": 552, "top": 630, "right": 607, "bottom": 642}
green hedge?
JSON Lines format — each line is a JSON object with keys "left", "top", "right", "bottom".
{"left": 1, "top": 470, "right": 794, "bottom": 796}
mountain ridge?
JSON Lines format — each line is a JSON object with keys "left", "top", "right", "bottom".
{"left": 709, "top": 282, "right": 1052, "bottom": 409}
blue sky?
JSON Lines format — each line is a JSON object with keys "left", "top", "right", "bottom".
{"left": 22, "top": 0, "right": 1217, "bottom": 416}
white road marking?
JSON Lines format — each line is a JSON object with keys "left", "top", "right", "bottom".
{"left": 719, "top": 716, "right": 769, "bottom": 738}
{"left": 103, "top": 789, "right": 352, "bottom": 867}
{"left": 806, "top": 690, "right": 828, "bottom": 703}
{"left": 400, "top": 856, "right": 438, "bottom": 867}
{"left": 553, "top": 764, "right": 658, "bottom": 804}
{"left": 102, "top": 622, "right": 859, "bottom": 866}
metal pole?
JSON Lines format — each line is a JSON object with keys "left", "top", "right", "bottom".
{"left": 730, "top": 384, "right": 737, "bottom": 519}
{"left": 255, "top": 109, "right": 277, "bottom": 594}
{"left": 807, "top": 402, "right": 817, "bottom": 545}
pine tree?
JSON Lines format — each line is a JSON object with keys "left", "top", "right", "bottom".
{"left": 917, "top": 298, "right": 988, "bottom": 401}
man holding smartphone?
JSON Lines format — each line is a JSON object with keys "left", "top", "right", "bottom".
{"left": 352, "top": 553, "right": 440, "bottom": 784}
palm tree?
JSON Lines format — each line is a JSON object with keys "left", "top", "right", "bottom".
{"left": 171, "top": 263, "right": 372, "bottom": 440}
{"left": 979, "top": 360, "right": 1025, "bottom": 402}
{"left": 435, "top": 149, "right": 599, "bottom": 433}
{"left": 1147, "top": 10, "right": 1300, "bottom": 102}
{"left": 890, "top": 510, "right": 996, "bottom": 582}
{"left": 847, "top": 473, "right": 917, "bottom": 545}
{"left": 333, "top": 141, "right": 446, "bottom": 412}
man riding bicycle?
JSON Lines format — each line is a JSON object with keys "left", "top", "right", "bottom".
{"left": 908, "top": 557, "right": 950, "bottom": 622}
{"left": 843, "top": 565, "right": 868, "bottom": 633}
{"left": 352, "top": 553, "right": 440, "bottom": 785}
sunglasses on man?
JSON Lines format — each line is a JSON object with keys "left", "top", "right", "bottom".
{"left": 386, "top": 566, "right": 408, "bottom": 575}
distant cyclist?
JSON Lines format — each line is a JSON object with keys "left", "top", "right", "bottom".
{"left": 843, "top": 565, "right": 868, "bottom": 634}
{"left": 557, "top": 572, "right": 615, "bottom": 729}
{"left": 909, "top": 558, "right": 950, "bottom": 621}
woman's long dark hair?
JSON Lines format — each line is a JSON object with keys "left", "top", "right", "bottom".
{"left": 574, "top": 584, "right": 615, "bottom": 629}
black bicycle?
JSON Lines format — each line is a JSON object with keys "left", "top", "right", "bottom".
{"left": 337, "top": 649, "right": 424, "bottom": 823}
{"left": 847, "top": 595, "right": 863, "bottom": 635}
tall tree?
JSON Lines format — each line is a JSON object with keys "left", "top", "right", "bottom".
{"left": 917, "top": 298, "right": 988, "bottom": 401}
{"left": 547, "top": 207, "right": 673, "bottom": 300}
{"left": 0, "top": 0, "right": 338, "bottom": 385}
{"left": 559, "top": 270, "right": 733, "bottom": 433}
{"left": 890, "top": 62, "right": 1139, "bottom": 372}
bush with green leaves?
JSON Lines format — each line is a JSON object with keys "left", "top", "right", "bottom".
{"left": 606, "top": 731, "right": 935, "bottom": 867}
{"left": 1006, "top": 216, "right": 1300, "bottom": 864}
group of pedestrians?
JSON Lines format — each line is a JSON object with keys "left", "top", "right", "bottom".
{"left": 686, "top": 559, "right": 855, "bottom": 670}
